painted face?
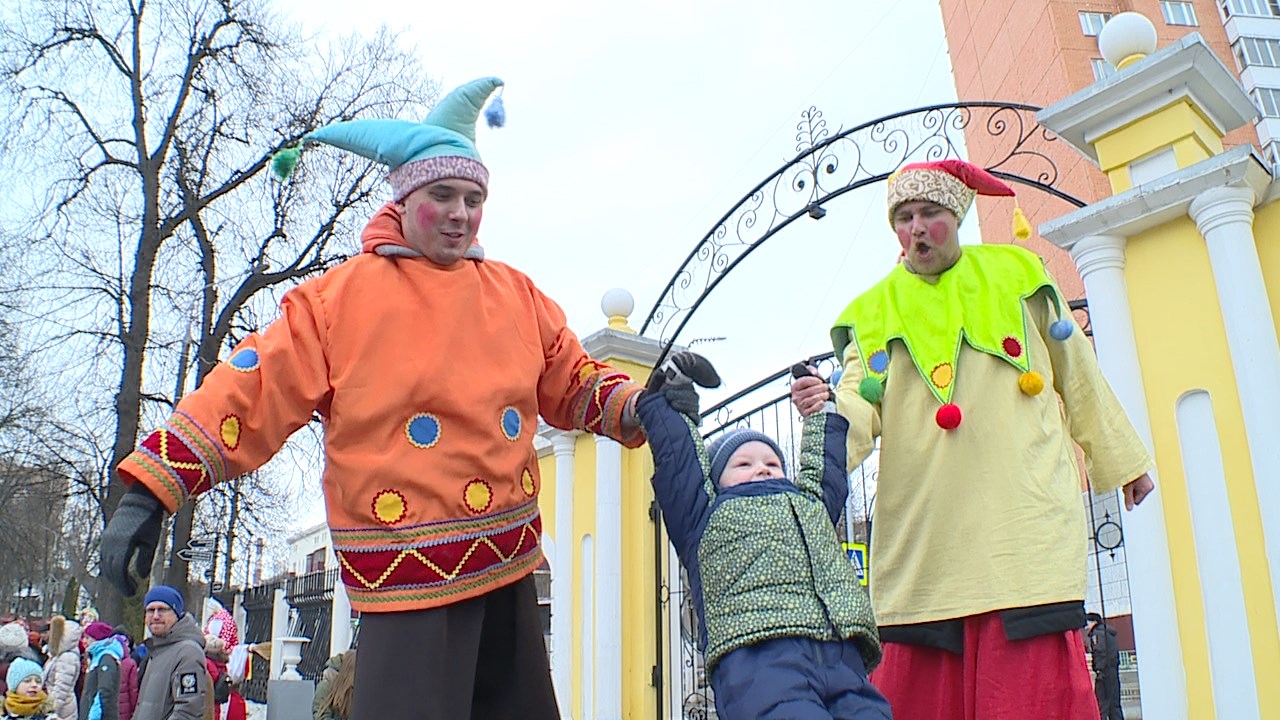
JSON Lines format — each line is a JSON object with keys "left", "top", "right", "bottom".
{"left": 145, "top": 602, "right": 179, "bottom": 637}
{"left": 892, "top": 200, "right": 961, "bottom": 275}
{"left": 397, "top": 179, "right": 485, "bottom": 267}
{"left": 16, "top": 676, "right": 42, "bottom": 697}
{"left": 718, "top": 441, "right": 785, "bottom": 488}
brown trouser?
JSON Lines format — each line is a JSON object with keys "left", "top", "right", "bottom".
{"left": 350, "top": 573, "right": 559, "bottom": 719}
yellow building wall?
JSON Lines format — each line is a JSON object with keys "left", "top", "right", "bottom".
{"left": 1093, "top": 99, "right": 1224, "bottom": 194}
{"left": 537, "top": 354, "right": 662, "bottom": 720}
{"left": 1124, "top": 214, "right": 1280, "bottom": 716}
{"left": 611, "top": 357, "right": 660, "bottom": 720}
{"left": 1258, "top": 201, "right": 1280, "bottom": 345}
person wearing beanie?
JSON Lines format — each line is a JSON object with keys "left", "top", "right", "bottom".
{"left": 0, "top": 624, "right": 38, "bottom": 697}
{"left": 77, "top": 623, "right": 121, "bottom": 720}
{"left": 41, "top": 617, "right": 81, "bottom": 720}
{"left": 107, "top": 630, "right": 137, "bottom": 720}
{"left": 133, "top": 586, "right": 210, "bottom": 720}
{"left": 792, "top": 158, "right": 1156, "bottom": 719}
{"left": 638, "top": 352, "right": 888, "bottom": 719}
{"left": 4, "top": 657, "right": 55, "bottom": 719}
{"left": 99, "top": 77, "right": 649, "bottom": 720}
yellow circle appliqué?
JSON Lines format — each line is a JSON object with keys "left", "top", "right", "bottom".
{"left": 372, "top": 489, "right": 407, "bottom": 525}
{"left": 464, "top": 479, "right": 493, "bottom": 514}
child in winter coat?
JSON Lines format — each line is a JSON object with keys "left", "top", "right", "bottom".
{"left": 41, "top": 618, "right": 80, "bottom": 720}
{"left": 5, "top": 658, "right": 56, "bottom": 719}
{"left": 77, "top": 623, "right": 121, "bottom": 720}
{"left": 637, "top": 353, "right": 890, "bottom": 720}
{"left": 108, "top": 630, "right": 137, "bottom": 720}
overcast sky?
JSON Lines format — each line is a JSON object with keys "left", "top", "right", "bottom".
{"left": 271, "top": 0, "right": 976, "bottom": 528}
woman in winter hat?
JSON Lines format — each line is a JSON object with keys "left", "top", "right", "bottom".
{"left": 76, "top": 623, "right": 120, "bottom": 720}
{"left": 1, "top": 624, "right": 37, "bottom": 696}
{"left": 41, "top": 618, "right": 80, "bottom": 720}
{"left": 5, "top": 657, "right": 55, "bottom": 719}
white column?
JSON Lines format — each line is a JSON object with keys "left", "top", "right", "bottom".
{"left": 1071, "top": 234, "right": 1187, "bottom": 719}
{"left": 1189, "top": 185, "right": 1280, "bottom": 625}
{"left": 329, "top": 581, "right": 352, "bottom": 654}
{"left": 1176, "top": 392, "right": 1262, "bottom": 719}
{"left": 550, "top": 433, "right": 577, "bottom": 719}
{"left": 594, "top": 436, "right": 623, "bottom": 720}
{"left": 269, "top": 587, "right": 289, "bottom": 680}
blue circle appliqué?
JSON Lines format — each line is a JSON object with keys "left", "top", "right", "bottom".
{"left": 227, "top": 349, "right": 260, "bottom": 372}
{"left": 501, "top": 407, "right": 521, "bottom": 441}
{"left": 407, "top": 414, "right": 441, "bottom": 449}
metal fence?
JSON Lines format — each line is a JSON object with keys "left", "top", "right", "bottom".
{"left": 285, "top": 569, "right": 338, "bottom": 682}
{"left": 239, "top": 580, "right": 281, "bottom": 704}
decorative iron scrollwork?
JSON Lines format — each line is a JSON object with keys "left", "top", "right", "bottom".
{"left": 641, "top": 102, "right": 1086, "bottom": 351}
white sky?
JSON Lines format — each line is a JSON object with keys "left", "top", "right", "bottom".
{"left": 272, "top": 0, "right": 978, "bottom": 529}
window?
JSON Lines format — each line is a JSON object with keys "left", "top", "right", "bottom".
{"left": 1235, "top": 37, "right": 1280, "bottom": 68}
{"left": 1255, "top": 87, "right": 1280, "bottom": 116}
{"left": 1080, "top": 11, "right": 1113, "bottom": 36}
{"left": 1222, "top": 0, "right": 1280, "bottom": 17}
{"left": 305, "top": 547, "right": 327, "bottom": 574}
{"left": 1092, "top": 58, "right": 1116, "bottom": 80}
{"left": 1162, "top": 0, "right": 1199, "bottom": 24}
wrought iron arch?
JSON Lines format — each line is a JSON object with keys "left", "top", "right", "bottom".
{"left": 640, "top": 101, "right": 1087, "bottom": 355}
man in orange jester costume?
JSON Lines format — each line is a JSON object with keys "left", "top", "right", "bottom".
{"left": 99, "top": 77, "right": 645, "bottom": 719}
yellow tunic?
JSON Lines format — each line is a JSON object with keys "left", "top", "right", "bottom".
{"left": 835, "top": 268, "right": 1152, "bottom": 627}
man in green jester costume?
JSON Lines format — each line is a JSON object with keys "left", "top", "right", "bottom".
{"left": 99, "top": 78, "right": 650, "bottom": 719}
{"left": 791, "top": 159, "right": 1155, "bottom": 719}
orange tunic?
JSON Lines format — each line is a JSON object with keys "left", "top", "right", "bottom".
{"left": 118, "top": 206, "right": 644, "bottom": 612}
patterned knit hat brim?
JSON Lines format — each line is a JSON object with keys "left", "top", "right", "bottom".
{"left": 886, "top": 169, "right": 976, "bottom": 225}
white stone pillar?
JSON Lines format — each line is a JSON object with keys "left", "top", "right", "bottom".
{"left": 329, "top": 581, "right": 352, "bottom": 654}
{"left": 594, "top": 435, "right": 623, "bottom": 720}
{"left": 270, "top": 587, "right": 289, "bottom": 680}
{"left": 1071, "top": 234, "right": 1187, "bottom": 719}
{"left": 550, "top": 433, "right": 577, "bottom": 719}
{"left": 1189, "top": 185, "right": 1280, "bottom": 624}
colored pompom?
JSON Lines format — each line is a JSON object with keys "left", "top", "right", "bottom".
{"left": 1012, "top": 206, "right": 1032, "bottom": 242}
{"left": 830, "top": 367, "right": 844, "bottom": 388}
{"left": 858, "top": 376, "right": 884, "bottom": 404}
{"left": 935, "top": 403, "right": 962, "bottom": 430}
{"left": 271, "top": 145, "right": 302, "bottom": 182}
{"left": 1050, "top": 319, "right": 1074, "bottom": 340}
{"left": 484, "top": 96, "right": 506, "bottom": 128}
{"left": 1018, "top": 370, "right": 1045, "bottom": 396}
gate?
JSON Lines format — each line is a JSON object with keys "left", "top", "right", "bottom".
{"left": 640, "top": 101, "right": 1136, "bottom": 718}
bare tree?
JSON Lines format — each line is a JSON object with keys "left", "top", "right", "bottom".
{"left": 1, "top": 0, "right": 437, "bottom": 620}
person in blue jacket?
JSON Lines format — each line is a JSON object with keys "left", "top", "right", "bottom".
{"left": 637, "top": 352, "right": 890, "bottom": 720}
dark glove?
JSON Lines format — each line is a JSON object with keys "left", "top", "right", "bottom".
{"left": 213, "top": 674, "right": 232, "bottom": 704}
{"left": 100, "top": 483, "right": 165, "bottom": 596}
{"left": 646, "top": 350, "right": 722, "bottom": 418}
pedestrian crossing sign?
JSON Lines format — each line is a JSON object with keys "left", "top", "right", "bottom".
{"left": 843, "top": 542, "right": 867, "bottom": 586}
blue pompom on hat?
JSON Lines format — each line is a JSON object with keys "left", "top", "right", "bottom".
{"left": 706, "top": 429, "right": 786, "bottom": 487}
{"left": 6, "top": 657, "right": 43, "bottom": 690}
{"left": 144, "top": 585, "right": 185, "bottom": 616}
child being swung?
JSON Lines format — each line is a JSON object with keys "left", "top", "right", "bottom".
{"left": 637, "top": 353, "right": 890, "bottom": 720}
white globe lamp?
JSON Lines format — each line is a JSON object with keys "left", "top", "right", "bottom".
{"left": 1098, "top": 12, "right": 1158, "bottom": 71}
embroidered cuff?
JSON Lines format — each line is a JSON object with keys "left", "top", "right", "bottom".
{"left": 117, "top": 412, "right": 227, "bottom": 511}
{"left": 575, "top": 373, "right": 644, "bottom": 447}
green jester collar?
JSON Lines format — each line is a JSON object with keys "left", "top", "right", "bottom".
{"left": 832, "top": 244, "right": 1068, "bottom": 406}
